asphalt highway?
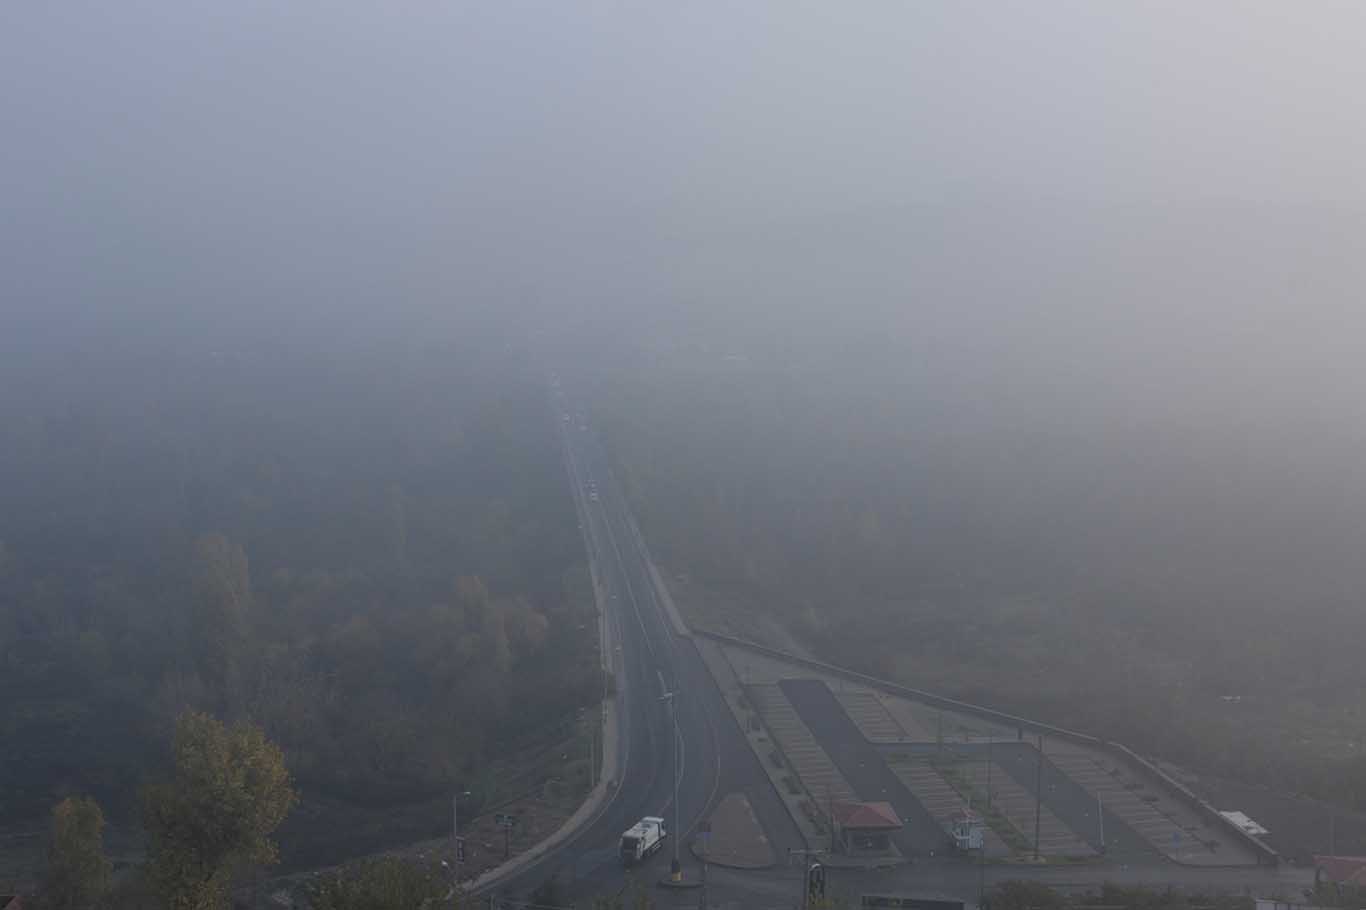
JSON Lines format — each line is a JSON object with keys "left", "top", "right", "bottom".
{"left": 477, "top": 387, "right": 799, "bottom": 905}
{"left": 473, "top": 380, "right": 1310, "bottom": 908}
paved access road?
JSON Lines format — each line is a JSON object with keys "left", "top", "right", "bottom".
{"left": 476, "top": 385, "right": 800, "bottom": 904}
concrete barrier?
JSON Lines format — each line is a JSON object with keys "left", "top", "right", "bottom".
{"left": 694, "top": 629, "right": 1280, "bottom": 867}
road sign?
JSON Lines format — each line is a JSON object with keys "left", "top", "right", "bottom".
{"left": 454, "top": 836, "right": 466, "bottom": 863}
{"left": 496, "top": 813, "right": 517, "bottom": 860}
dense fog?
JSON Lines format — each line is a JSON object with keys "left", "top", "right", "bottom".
{"left": 5, "top": 0, "right": 1366, "bottom": 862}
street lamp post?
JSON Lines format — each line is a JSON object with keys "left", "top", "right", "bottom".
{"left": 452, "top": 789, "right": 471, "bottom": 872}
{"left": 661, "top": 689, "right": 681, "bottom": 882}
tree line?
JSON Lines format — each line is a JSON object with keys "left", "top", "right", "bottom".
{"left": 0, "top": 342, "right": 602, "bottom": 855}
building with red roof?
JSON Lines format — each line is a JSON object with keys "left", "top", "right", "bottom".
{"left": 832, "top": 800, "right": 902, "bottom": 853}
{"left": 1315, "top": 855, "right": 1366, "bottom": 887}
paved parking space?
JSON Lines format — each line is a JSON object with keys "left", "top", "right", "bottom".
{"left": 747, "top": 683, "right": 857, "bottom": 805}
{"left": 780, "top": 679, "right": 955, "bottom": 856}
{"left": 887, "top": 757, "right": 1011, "bottom": 857}
{"left": 707, "top": 636, "right": 1259, "bottom": 868}
{"left": 836, "top": 690, "right": 907, "bottom": 742}
{"left": 1046, "top": 743, "right": 1256, "bottom": 865}
{"left": 959, "top": 758, "right": 1097, "bottom": 858}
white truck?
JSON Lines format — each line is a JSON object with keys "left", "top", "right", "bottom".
{"left": 620, "top": 816, "right": 667, "bottom": 865}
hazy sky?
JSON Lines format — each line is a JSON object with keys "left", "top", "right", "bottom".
{"left": 4, "top": 3, "right": 1365, "bottom": 362}
{"left": 4, "top": 3, "right": 1366, "bottom": 626}
{"left": 7, "top": 3, "right": 1366, "bottom": 220}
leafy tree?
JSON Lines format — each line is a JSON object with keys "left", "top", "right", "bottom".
{"left": 190, "top": 534, "right": 252, "bottom": 694}
{"left": 144, "top": 712, "right": 297, "bottom": 910}
{"left": 41, "top": 796, "right": 111, "bottom": 910}
{"left": 308, "top": 857, "right": 454, "bottom": 910}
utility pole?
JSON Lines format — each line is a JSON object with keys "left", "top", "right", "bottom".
{"left": 661, "top": 688, "right": 681, "bottom": 882}
{"left": 787, "top": 849, "right": 826, "bottom": 910}
{"left": 1098, "top": 791, "right": 1105, "bottom": 853}
{"left": 698, "top": 820, "right": 711, "bottom": 910}
{"left": 986, "top": 739, "right": 993, "bottom": 810}
{"left": 1033, "top": 734, "right": 1044, "bottom": 862}
{"left": 977, "top": 819, "right": 987, "bottom": 910}
{"left": 453, "top": 788, "right": 471, "bottom": 871}
{"left": 827, "top": 785, "right": 836, "bottom": 853}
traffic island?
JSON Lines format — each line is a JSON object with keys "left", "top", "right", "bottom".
{"left": 689, "top": 792, "right": 776, "bottom": 870}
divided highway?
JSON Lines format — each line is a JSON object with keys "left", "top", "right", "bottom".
{"left": 474, "top": 385, "right": 1309, "bottom": 907}
{"left": 476, "top": 388, "right": 802, "bottom": 903}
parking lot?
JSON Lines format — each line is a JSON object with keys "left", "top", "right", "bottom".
{"left": 886, "top": 756, "right": 1011, "bottom": 857}
{"left": 836, "top": 690, "right": 908, "bottom": 742}
{"left": 747, "top": 682, "right": 857, "bottom": 805}
{"left": 780, "top": 678, "right": 956, "bottom": 856}
{"left": 705, "top": 637, "right": 1263, "bottom": 869}
{"left": 958, "top": 755, "right": 1097, "bottom": 858}
{"left": 1045, "top": 742, "right": 1258, "bottom": 865}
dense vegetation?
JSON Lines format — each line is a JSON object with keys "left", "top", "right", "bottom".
{"left": 0, "top": 340, "right": 601, "bottom": 834}
{"left": 591, "top": 352, "right": 1366, "bottom": 812}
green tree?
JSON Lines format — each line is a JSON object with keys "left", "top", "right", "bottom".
{"left": 308, "top": 857, "right": 453, "bottom": 910}
{"left": 191, "top": 534, "right": 252, "bottom": 693}
{"left": 41, "top": 796, "right": 111, "bottom": 910}
{"left": 144, "top": 712, "right": 297, "bottom": 910}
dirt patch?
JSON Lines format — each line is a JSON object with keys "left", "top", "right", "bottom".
{"left": 693, "top": 792, "right": 774, "bottom": 869}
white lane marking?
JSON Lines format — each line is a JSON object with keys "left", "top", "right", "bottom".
{"left": 602, "top": 458, "right": 724, "bottom": 840}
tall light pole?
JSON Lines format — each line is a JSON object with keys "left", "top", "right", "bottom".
{"left": 1033, "top": 734, "right": 1044, "bottom": 862}
{"left": 452, "top": 788, "right": 471, "bottom": 872}
{"left": 660, "top": 688, "right": 681, "bottom": 882}
{"left": 1098, "top": 791, "right": 1105, "bottom": 854}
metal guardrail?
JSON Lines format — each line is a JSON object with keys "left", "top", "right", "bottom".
{"left": 695, "top": 629, "right": 1281, "bottom": 867}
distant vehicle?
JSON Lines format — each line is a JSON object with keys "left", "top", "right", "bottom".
{"left": 620, "top": 816, "right": 666, "bottom": 865}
